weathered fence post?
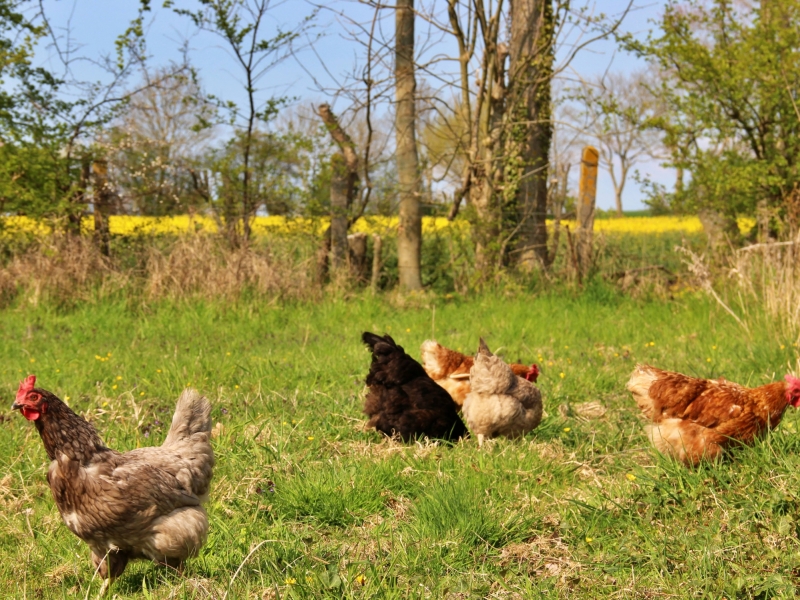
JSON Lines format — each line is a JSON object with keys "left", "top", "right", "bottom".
{"left": 347, "top": 232, "right": 368, "bottom": 283}
{"left": 576, "top": 146, "right": 599, "bottom": 277}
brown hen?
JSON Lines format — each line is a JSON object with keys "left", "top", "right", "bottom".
{"left": 627, "top": 365, "right": 800, "bottom": 465}
{"left": 11, "top": 375, "right": 214, "bottom": 594}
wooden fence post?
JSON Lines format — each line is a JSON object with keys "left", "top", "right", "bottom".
{"left": 347, "top": 232, "right": 368, "bottom": 283}
{"left": 577, "top": 146, "right": 599, "bottom": 277}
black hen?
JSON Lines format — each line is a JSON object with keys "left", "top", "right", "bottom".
{"left": 362, "top": 332, "right": 468, "bottom": 442}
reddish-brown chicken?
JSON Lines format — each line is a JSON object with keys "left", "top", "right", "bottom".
{"left": 420, "top": 340, "right": 538, "bottom": 406}
{"left": 627, "top": 365, "right": 800, "bottom": 465}
{"left": 11, "top": 376, "right": 214, "bottom": 594}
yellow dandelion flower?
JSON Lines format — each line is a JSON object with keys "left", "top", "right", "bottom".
{"left": 186, "top": 383, "right": 191, "bottom": 387}
{"left": 56, "top": 369, "right": 60, "bottom": 373}
{"left": 355, "top": 574, "right": 367, "bottom": 585}
{"left": 29, "top": 358, "right": 35, "bottom": 363}
{"left": 116, "top": 375, "right": 122, "bottom": 381}
{"left": 234, "top": 384, "right": 240, "bottom": 389}
{"left": 559, "top": 372, "right": 565, "bottom": 379}
{"left": 226, "top": 352, "right": 231, "bottom": 356}
{"left": 564, "top": 345, "right": 569, "bottom": 349}
{"left": 406, "top": 328, "right": 411, "bottom": 332}
{"left": 102, "top": 401, "right": 108, "bottom": 407}
{"left": 712, "top": 345, "right": 717, "bottom": 350}
{"left": 781, "top": 344, "right": 786, "bottom": 350}
{"left": 139, "top": 392, "right": 145, "bottom": 396}
{"left": 626, "top": 473, "right": 637, "bottom": 481}
{"left": 706, "top": 358, "right": 711, "bottom": 363}
{"left": 284, "top": 577, "right": 296, "bottom": 585}
{"left": 111, "top": 385, "right": 117, "bottom": 390}
{"left": 585, "top": 537, "right": 593, "bottom": 543}
{"left": 307, "top": 436, "right": 315, "bottom": 441}
{"left": 563, "top": 427, "right": 571, "bottom": 432}
{"left": 64, "top": 396, "right": 70, "bottom": 401}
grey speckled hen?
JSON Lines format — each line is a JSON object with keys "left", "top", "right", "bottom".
{"left": 11, "top": 376, "right": 214, "bottom": 595}
{"left": 462, "top": 339, "right": 543, "bottom": 446}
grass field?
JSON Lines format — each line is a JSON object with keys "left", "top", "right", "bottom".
{"left": 1, "top": 288, "right": 800, "bottom": 598}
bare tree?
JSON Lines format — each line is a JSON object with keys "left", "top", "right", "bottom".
{"left": 175, "top": 0, "right": 314, "bottom": 246}
{"left": 102, "top": 69, "right": 216, "bottom": 215}
{"left": 316, "top": 104, "right": 360, "bottom": 272}
{"left": 571, "top": 71, "right": 662, "bottom": 216}
{"left": 395, "top": 0, "right": 423, "bottom": 291}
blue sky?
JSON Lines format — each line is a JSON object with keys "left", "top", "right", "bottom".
{"left": 37, "top": 0, "right": 673, "bottom": 212}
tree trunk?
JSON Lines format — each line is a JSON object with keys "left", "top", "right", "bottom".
{"left": 371, "top": 234, "right": 383, "bottom": 293}
{"left": 330, "top": 153, "right": 349, "bottom": 271}
{"left": 470, "top": 30, "right": 507, "bottom": 275}
{"left": 316, "top": 103, "right": 362, "bottom": 280}
{"left": 395, "top": 0, "right": 423, "bottom": 291}
{"left": 507, "top": 0, "right": 554, "bottom": 269}
{"left": 614, "top": 188, "right": 624, "bottom": 217}
{"left": 92, "top": 160, "right": 113, "bottom": 256}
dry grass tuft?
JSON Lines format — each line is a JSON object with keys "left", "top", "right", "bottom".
{"left": 730, "top": 235, "right": 800, "bottom": 341}
{"left": 0, "top": 234, "right": 126, "bottom": 306}
{"left": 0, "top": 233, "right": 320, "bottom": 306}
{"left": 144, "top": 235, "right": 316, "bottom": 301}
{"left": 677, "top": 236, "right": 800, "bottom": 341}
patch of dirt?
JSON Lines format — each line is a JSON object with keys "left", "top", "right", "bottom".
{"left": 498, "top": 534, "right": 580, "bottom": 584}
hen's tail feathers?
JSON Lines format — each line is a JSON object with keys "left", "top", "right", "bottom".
{"left": 477, "top": 338, "right": 492, "bottom": 357}
{"left": 163, "top": 389, "right": 212, "bottom": 447}
{"left": 420, "top": 339, "right": 444, "bottom": 374}
{"left": 362, "top": 331, "right": 395, "bottom": 350}
{"left": 627, "top": 364, "right": 659, "bottom": 420}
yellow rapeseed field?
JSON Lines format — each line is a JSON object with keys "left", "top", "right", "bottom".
{"left": 0, "top": 214, "right": 754, "bottom": 237}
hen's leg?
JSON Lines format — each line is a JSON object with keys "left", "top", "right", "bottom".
{"left": 92, "top": 549, "right": 129, "bottom": 596}
{"left": 477, "top": 433, "right": 485, "bottom": 447}
{"left": 157, "top": 555, "right": 185, "bottom": 575}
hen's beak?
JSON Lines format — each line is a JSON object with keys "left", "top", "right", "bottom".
{"left": 10, "top": 402, "right": 22, "bottom": 411}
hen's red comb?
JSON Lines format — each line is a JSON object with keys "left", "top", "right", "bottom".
{"left": 786, "top": 374, "right": 800, "bottom": 390}
{"left": 16, "top": 375, "right": 36, "bottom": 403}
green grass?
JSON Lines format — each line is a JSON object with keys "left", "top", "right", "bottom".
{"left": 1, "top": 287, "right": 799, "bottom": 598}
